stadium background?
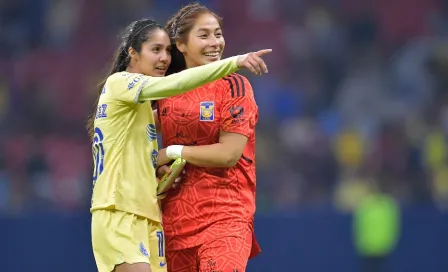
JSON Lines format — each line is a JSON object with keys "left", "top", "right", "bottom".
{"left": 2, "top": 0, "right": 448, "bottom": 271}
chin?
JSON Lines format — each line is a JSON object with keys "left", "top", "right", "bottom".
{"left": 151, "top": 70, "right": 166, "bottom": 77}
{"left": 201, "top": 57, "right": 221, "bottom": 65}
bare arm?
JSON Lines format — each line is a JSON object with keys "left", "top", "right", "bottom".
{"left": 157, "top": 148, "right": 172, "bottom": 166}
{"left": 180, "top": 131, "right": 248, "bottom": 168}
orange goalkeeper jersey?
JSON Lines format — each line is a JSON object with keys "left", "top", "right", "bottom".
{"left": 158, "top": 73, "right": 261, "bottom": 257}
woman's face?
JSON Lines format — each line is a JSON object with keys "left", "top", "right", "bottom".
{"left": 131, "top": 29, "right": 172, "bottom": 77}
{"left": 177, "top": 13, "right": 225, "bottom": 68}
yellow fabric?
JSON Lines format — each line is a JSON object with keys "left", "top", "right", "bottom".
{"left": 90, "top": 72, "right": 161, "bottom": 221}
{"left": 92, "top": 210, "right": 167, "bottom": 272}
{"left": 90, "top": 56, "right": 239, "bottom": 221}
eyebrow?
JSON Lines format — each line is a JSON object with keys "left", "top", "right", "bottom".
{"left": 197, "top": 27, "right": 222, "bottom": 32}
{"left": 149, "top": 43, "right": 168, "bottom": 47}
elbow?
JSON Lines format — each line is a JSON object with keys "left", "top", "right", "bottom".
{"left": 222, "top": 153, "right": 241, "bottom": 167}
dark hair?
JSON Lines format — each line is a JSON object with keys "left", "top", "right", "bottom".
{"left": 165, "top": 3, "right": 222, "bottom": 75}
{"left": 86, "top": 19, "right": 165, "bottom": 140}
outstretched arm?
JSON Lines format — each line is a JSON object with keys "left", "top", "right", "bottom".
{"left": 138, "top": 49, "right": 272, "bottom": 101}
{"left": 108, "top": 50, "right": 271, "bottom": 105}
{"left": 138, "top": 56, "right": 239, "bottom": 101}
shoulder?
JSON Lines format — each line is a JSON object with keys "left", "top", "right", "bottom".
{"left": 107, "top": 72, "right": 146, "bottom": 85}
{"left": 221, "top": 73, "right": 252, "bottom": 87}
{"left": 105, "top": 72, "right": 127, "bottom": 89}
{"left": 107, "top": 71, "right": 126, "bottom": 82}
{"left": 218, "top": 73, "right": 253, "bottom": 98}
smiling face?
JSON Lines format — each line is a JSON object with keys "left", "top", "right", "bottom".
{"left": 128, "top": 29, "right": 172, "bottom": 77}
{"left": 176, "top": 13, "right": 225, "bottom": 68}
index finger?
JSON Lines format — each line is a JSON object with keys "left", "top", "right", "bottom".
{"left": 254, "top": 49, "right": 272, "bottom": 57}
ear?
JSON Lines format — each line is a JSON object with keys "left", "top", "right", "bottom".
{"left": 128, "top": 47, "right": 138, "bottom": 61}
{"left": 176, "top": 40, "right": 187, "bottom": 53}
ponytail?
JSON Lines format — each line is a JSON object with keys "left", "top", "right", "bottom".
{"left": 86, "top": 45, "right": 129, "bottom": 140}
{"left": 86, "top": 19, "right": 164, "bottom": 141}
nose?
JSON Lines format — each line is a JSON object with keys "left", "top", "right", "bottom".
{"left": 209, "top": 37, "right": 220, "bottom": 47}
{"left": 159, "top": 51, "right": 169, "bottom": 63}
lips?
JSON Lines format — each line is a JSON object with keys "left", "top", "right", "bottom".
{"left": 203, "top": 52, "right": 220, "bottom": 57}
{"left": 154, "top": 67, "right": 167, "bottom": 76}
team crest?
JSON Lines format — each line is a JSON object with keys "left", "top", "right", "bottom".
{"left": 200, "top": 101, "right": 214, "bottom": 121}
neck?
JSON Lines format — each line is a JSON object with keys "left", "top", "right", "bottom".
{"left": 126, "top": 65, "right": 140, "bottom": 74}
{"left": 185, "top": 58, "right": 200, "bottom": 69}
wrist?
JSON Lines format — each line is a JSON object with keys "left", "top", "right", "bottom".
{"left": 235, "top": 55, "right": 243, "bottom": 69}
{"left": 166, "top": 145, "right": 184, "bottom": 160}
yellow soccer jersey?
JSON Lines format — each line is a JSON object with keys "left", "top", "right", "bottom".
{"left": 90, "top": 72, "right": 162, "bottom": 221}
{"left": 90, "top": 56, "right": 239, "bottom": 222}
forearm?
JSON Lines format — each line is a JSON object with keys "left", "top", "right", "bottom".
{"left": 166, "top": 132, "right": 247, "bottom": 168}
{"left": 181, "top": 144, "right": 238, "bottom": 168}
{"left": 157, "top": 148, "right": 172, "bottom": 167}
{"left": 139, "top": 56, "right": 239, "bottom": 101}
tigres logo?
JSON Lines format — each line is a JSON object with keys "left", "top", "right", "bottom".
{"left": 199, "top": 101, "right": 214, "bottom": 121}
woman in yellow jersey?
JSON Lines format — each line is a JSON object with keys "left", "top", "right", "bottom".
{"left": 86, "top": 19, "right": 271, "bottom": 272}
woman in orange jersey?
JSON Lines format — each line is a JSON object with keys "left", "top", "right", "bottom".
{"left": 156, "top": 4, "right": 266, "bottom": 272}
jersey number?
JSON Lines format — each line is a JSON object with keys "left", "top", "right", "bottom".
{"left": 156, "top": 231, "right": 165, "bottom": 257}
{"left": 92, "top": 127, "right": 105, "bottom": 184}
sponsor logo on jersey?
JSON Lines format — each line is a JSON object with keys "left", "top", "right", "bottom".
{"left": 200, "top": 101, "right": 214, "bottom": 121}
{"left": 146, "top": 124, "right": 157, "bottom": 142}
{"left": 230, "top": 106, "right": 245, "bottom": 124}
{"left": 229, "top": 106, "right": 244, "bottom": 118}
{"left": 151, "top": 150, "right": 158, "bottom": 169}
{"left": 140, "top": 242, "right": 149, "bottom": 257}
{"left": 128, "top": 75, "right": 143, "bottom": 90}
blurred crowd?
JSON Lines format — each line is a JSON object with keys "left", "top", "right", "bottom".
{"left": 2, "top": 0, "right": 448, "bottom": 215}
